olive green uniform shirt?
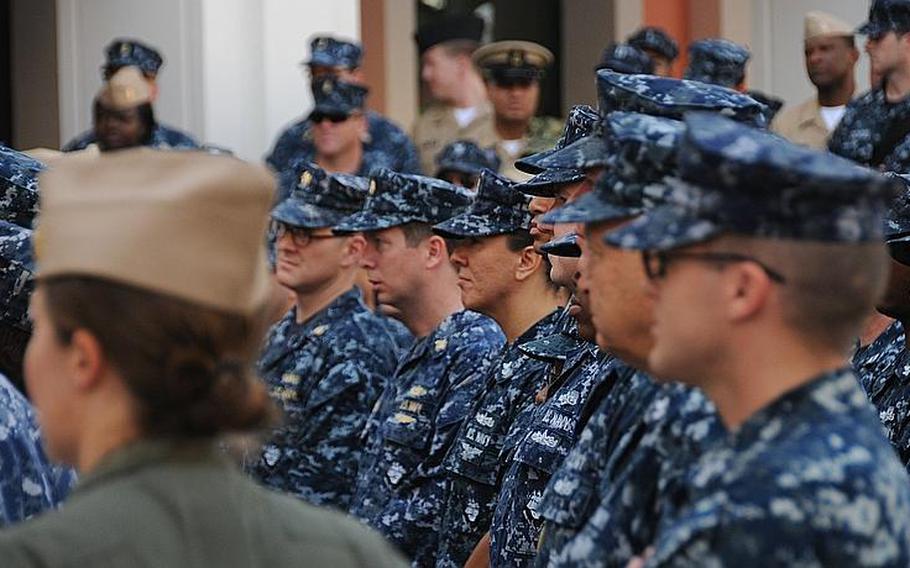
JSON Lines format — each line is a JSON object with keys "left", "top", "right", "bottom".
{"left": 0, "top": 441, "right": 408, "bottom": 568}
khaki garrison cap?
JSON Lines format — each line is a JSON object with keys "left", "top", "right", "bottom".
{"left": 473, "top": 40, "right": 554, "bottom": 81}
{"left": 36, "top": 148, "right": 274, "bottom": 317}
{"left": 805, "top": 11, "right": 854, "bottom": 41}
{"left": 98, "top": 65, "right": 152, "bottom": 110}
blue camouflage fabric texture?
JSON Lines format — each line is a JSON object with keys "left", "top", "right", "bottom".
{"left": 62, "top": 123, "right": 199, "bottom": 153}
{"left": 858, "top": 0, "right": 910, "bottom": 37}
{"left": 334, "top": 168, "right": 473, "bottom": 233}
{"left": 248, "top": 287, "right": 403, "bottom": 509}
{"left": 306, "top": 36, "right": 363, "bottom": 68}
{"left": 0, "top": 371, "right": 76, "bottom": 526}
{"left": 271, "top": 164, "right": 368, "bottom": 229}
{"left": 350, "top": 310, "right": 505, "bottom": 565}
{"left": 266, "top": 110, "right": 421, "bottom": 177}
{"left": 595, "top": 43, "right": 654, "bottom": 75}
{"left": 103, "top": 38, "right": 163, "bottom": 76}
{"left": 0, "top": 222, "right": 34, "bottom": 333}
{"left": 544, "top": 382, "right": 722, "bottom": 568}
{"left": 607, "top": 112, "right": 899, "bottom": 251}
{"left": 433, "top": 169, "right": 531, "bottom": 238}
{"left": 534, "top": 363, "right": 660, "bottom": 566}
{"left": 435, "top": 140, "right": 500, "bottom": 178}
{"left": 310, "top": 76, "right": 368, "bottom": 116}
{"left": 683, "top": 38, "right": 750, "bottom": 89}
{"left": 516, "top": 104, "right": 601, "bottom": 176}
{"left": 642, "top": 369, "right": 910, "bottom": 567}
{"left": 0, "top": 145, "right": 41, "bottom": 229}
{"left": 829, "top": 86, "right": 910, "bottom": 172}
{"left": 627, "top": 27, "right": 679, "bottom": 62}
{"left": 596, "top": 70, "right": 767, "bottom": 127}
{"left": 541, "top": 112, "right": 684, "bottom": 225}
{"left": 853, "top": 319, "right": 905, "bottom": 394}
{"left": 489, "top": 344, "right": 615, "bottom": 567}
{"left": 435, "top": 309, "right": 564, "bottom": 568}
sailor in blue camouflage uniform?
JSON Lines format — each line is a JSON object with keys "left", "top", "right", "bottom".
{"left": 849, "top": 173, "right": 910, "bottom": 471}
{"left": 429, "top": 170, "right": 565, "bottom": 567}
{"left": 829, "top": 0, "right": 910, "bottom": 171}
{"left": 62, "top": 38, "right": 198, "bottom": 151}
{"left": 335, "top": 169, "right": 505, "bottom": 563}
{"left": 527, "top": 108, "right": 722, "bottom": 568}
{"left": 248, "top": 165, "right": 403, "bottom": 509}
{"left": 488, "top": 229, "right": 616, "bottom": 568}
{"left": 434, "top": 140, "right": 500, "bottom": 188}
{"left": 266, "top": 36, "right": 420, "bottom": 175}
{"left": 0, "top": 145, "right": 41, "bottom": 230}
{"left": 0, "top": 221, "right": 76, "bottom": 524}
{"left": 610, "top": 112, "right": 910, "bottom": 567}
{"left": 683, "top": 38, "right": 751, "bottom": 90}
{"left": 627, "top": 27, "right": 679, "bottom": 77}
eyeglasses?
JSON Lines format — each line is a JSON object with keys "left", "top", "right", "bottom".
{"left": 311, "top": 112, "right": 353, "bottom": 124}
{"left": 641, "top": 249, "right": 787, "bottom": 284}
{"left": 271, "top": 221, "right": 337, "bottom": 247}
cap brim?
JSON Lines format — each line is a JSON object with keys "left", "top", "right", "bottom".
{"left": 603, "top": 204, "right": 721, "bottom": 251}
{"left": 271, "top": 199, "right": 345, "bottom": 229}
{"left": 333, "top": 211, "right": 408, "bottom": 234}
{"left": 542, "top": 190, "right": 641, "bottom": 225}
{"left": 433, "top": 214, "right": 517, "bottom": 239}
{"left": 515, "top": 148, "right": 557, "bottom": 174}
{"left": 533, "top": 135, "right": 609, "bottom": 171}
{"left": 519, "top": 332, "right": 587, "bottom": 361}
{"left": 539, "top": 233, "right": 581, "bottom": 257}
{"left": 514, "top": 168, "right": 586, "bottom": 197}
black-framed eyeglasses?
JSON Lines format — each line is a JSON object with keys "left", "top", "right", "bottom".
{"left": 642, "top": 249, "right": 787, "bottom": 284}
{"left": 311, "top": 111, "right": 353, "bottom": 124}
{"left": 271, "top": 221, "right": 337, "bottom": 247}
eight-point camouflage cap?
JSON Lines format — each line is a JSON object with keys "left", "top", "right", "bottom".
{"left": 884, "top": 172, "right": 910, "bottom": 242}
{"left": 539, "top": 231, "right": 580, "bottom": 257}
{"left": 597, "top": 70, "right": 767, "bottom": 127}
{"left": 516, "top": 105, "right": 601, "bottom": 174}
{"left": 683, "top": 38, "right": 751, "bottom": 89}
{"left": 433, "top": 169, "right": 531, "bottom": 238}
{"left": 272, "top": 163, "right": 370, "bottom": 229}
{"left": 0, "top": 221, "right": 34, "bottom": 332}
{"left": 435, "top": 140, "right": 501, "bottom": 178}
{"left": 334, "top": 168, "right": 473, "bottom": 233}
{"left": 0, "top": 145, "right": 42, "bottom": 230}
{"left": 103, "top": 38, "right": 163, "bottom": 76}
{"left": 606, "top": 112, "right": 899, "bottom": 251}
{"left": 543, "top": 112, "right": 684, "bottom": 225}
{"left": 627, "top": 26, "right": 680, "bottom": 61}
{"left": 306, "top": 36, "right": 363, "bottom": 69}
{"left": 595, "top": 43, "right": 655, "bottom": 75}
{"left": 858, "top": 0, "right": 910, "bottom": 37}
{"left": 310, "top": 76, "right": 368, "bottom": 116}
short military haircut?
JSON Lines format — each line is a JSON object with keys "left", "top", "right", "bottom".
{"left": 714, "top": 236, "right": 889, "bottom": 352}
{"left": 400, "top": 221, "right": 460, "bottom": 254}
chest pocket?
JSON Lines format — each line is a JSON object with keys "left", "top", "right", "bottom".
{"left": 381, "top": 382, "right": 438, "bottom": 452}
{"left": 304, "top": 360, "right": 364, "bottom": 412}
{"left": 446, "top": 405, "right": 506, "bottom": 486}
{"left": 501, "top": 469, "right": 547, "bottom": 558}
{"left": 536, "top": 469, "right": 597, "bottom": 529}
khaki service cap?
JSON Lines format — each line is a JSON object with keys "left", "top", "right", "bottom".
{"left": 805, "top": 11, "right": 854, "bottom": 41}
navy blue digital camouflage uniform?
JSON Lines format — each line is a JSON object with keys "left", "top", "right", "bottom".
{"left": 829, "top": 0, "right": 910, "bottom": 171}
{"left": 335, "top": 169, "right": 506, "bottom": 564}
{"left": 266, "top": 36, "right": 420, "bottom": 176}
{"left": 853, "top": 319, "right": 905, "bottom": 393}
{"left": 62, "top": 38, "right": 198, "bottom": 152}
{"left": 605, "top": 112, "right": 910, "bottom": 567}
{"left": 0, "top": 145, "right": 42, "bottom": 229}
{"left": 426, "top": 170, "right": 563, "bottom": 567}
{"left": 248, "top": 170, "right": 404, "bottom": 508}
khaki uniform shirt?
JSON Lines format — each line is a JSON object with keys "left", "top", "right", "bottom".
{"left": 771, "top": 97, "right": 832, "bottom": 150}
{"left": 475, "top": 116, "right": 564, "bottom": 181}
{"left": 412, "top": 103, "right": 497, "bottom": 175}
{"left": 0, "top": 441, "right": 407, "bottom": 568}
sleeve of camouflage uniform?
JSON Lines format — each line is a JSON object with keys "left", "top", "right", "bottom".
{"left": 61, "top": 129, "right": 96, "bottom": 152}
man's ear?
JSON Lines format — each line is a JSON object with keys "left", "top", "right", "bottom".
{"left": 515, "top": 245, "right": 543, "bottom": 282}
{"left": 724, "top": 262, "right": 774, "bottom": 324}
{"left": 68, "top": 329, "right": 108, "bottom": 392}
{"left": 341, "top": 235, "right": 366, "bottom": 268}
{"left": 425, "top": 235, "right": 449, "bottom": 269}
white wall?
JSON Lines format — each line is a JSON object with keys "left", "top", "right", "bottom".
{"left": 57, "top": 0, "right": 360, "bottom": 162}
{"left": 750, "top": 0, "right": 869, "bottom": 107}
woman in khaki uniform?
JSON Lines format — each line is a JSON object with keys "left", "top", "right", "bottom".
{"left": 0, "top": 149, "right": 407, "bottom": 568}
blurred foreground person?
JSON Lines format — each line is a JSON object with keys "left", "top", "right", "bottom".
{"left": 0, "top": 149, "right": 406, "bottom": 567}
